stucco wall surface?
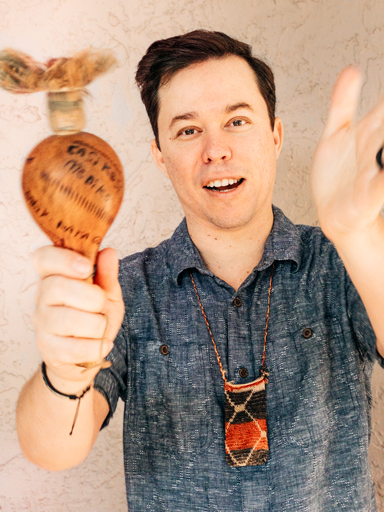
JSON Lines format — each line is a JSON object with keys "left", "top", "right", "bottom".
{"left": 0, "top": 0, "right": 384, "bottom": 510}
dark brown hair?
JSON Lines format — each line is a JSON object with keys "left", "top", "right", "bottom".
{"left": 135, "top": 30, "right": 276, "bottom": 148}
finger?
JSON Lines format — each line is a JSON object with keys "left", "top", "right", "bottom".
{"left": 37, "top": 275, "right": 106, "bottom": 312}
{"left": 34, "top": 305, "right": 107, "bottom": 339}
{"left": 94, "top": 248, "right": 125, "bottom": 343}
{"left": 357, "top": 95, "right": 384, "bottom": 151}
{"left": 94, "top": 248, "right": 122, "bottom": 302}
{"left": 33, "top": 245, "right": 93, "bottom": 280}
{"left": 39, "top": 334, "right": 113, "bottom": 367}
{"left": 323, "top": 66, "right": 363, "bottom": 139}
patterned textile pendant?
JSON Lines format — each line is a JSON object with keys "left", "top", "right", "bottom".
{"left": 190, "top": 265, "right": 274, "bottom": 468}
{"left": 225, "top": 366, "right": 269, "bottom": 467}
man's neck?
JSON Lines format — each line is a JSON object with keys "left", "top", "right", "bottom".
{"left": 186, "top": 208, "right": 274, "bottom": 291}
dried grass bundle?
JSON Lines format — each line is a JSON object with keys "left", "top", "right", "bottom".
{"left": 0, "top": 48, "right": 117, "bottom": 94}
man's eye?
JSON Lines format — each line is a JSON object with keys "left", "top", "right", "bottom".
{"left": 177, "top": 127, "right": 197, "bottom": 137}
{"left": 231, "top": 119, "right": 246, "bottom": 127}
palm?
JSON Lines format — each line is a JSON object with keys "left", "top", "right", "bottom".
{"left": 311, "top": 67, "right": 384, "bottom": 241}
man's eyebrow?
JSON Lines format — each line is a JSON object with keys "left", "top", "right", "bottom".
{"left": 225, "top": 102, "right": 254, "bottom": 114}
{"left": 169, "top": 103, "right": 253, "bottom": 130}
{"left": 169, "top": 111, "right": 198, "bottom": 129}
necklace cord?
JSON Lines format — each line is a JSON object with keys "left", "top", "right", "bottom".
{"left": 190, "top": 273, "right": 227, "bottom": 382}
{"left": 190, "top": 262, "right": 274, "bottom": 384}
{"left": 262, "top": 263, "right": 274, "bottom": 367}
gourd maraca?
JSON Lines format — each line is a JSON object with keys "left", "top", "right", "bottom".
{"left": 0, "top": 48, "right": 124, "bottom": 370}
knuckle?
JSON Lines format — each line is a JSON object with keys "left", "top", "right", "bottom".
{"left": 32, "top": 300, "right": 48, "bottom": 331}
{"left": 34, "top": 281, "right": 43, "bottom": 307}
{"left": 96, "top": 313, "right": 107, "bottom": 336}
{"left": 41, "top": 275, "right": 78, "bottom": 308}
{"left": 37, "top": 275, "right": 60, "bottom": 307}
{"left": 100, "top": 340, "right": 114, "bottom": 359}
{"left": 31, "top": 246, "right": 52, "bottom": 277}
{"left": 35, "top": 330, "right": 57, "bottom": 361}
{"left": 31, "top": 248, "right": 42, "bottom": 275}
{"left": 46, "top": 274, "right": 66, "bottom": 294}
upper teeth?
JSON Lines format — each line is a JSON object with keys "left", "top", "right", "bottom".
{"left": 206, "top": 178, "right": 238, "bottom": 188}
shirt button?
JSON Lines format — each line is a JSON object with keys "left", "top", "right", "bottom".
{"left": 239, "top": 367, "right": 248, "bottom": 379}
{"left": 233, "top": 297, "right": 242, "bottom": 307}
{"left": 160, "top": 344, "right": 169, "bottom": 355}
{"left": 302, "top": 328, "right": 313, "bottom": 339}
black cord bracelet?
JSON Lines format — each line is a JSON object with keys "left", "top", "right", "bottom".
{"left": 41, "top": 362, "right": 92, "bottom": 435}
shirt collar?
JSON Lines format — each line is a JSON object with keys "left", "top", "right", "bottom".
{"left": 256, "top": 205, "right": 303, "bottom": 272}
{"left": 168, "top": 205, "right": 303, "bottom": 284}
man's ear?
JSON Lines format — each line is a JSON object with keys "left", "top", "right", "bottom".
{"left": 150, "top": 139, "right": 170, "bottom": 178}
{"left": 273, "top": 117, "right": 284, "bottom": 158}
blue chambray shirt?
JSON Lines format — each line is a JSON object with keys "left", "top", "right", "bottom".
{"left": 94, "top": 206, "right": 382, "bottom": 512}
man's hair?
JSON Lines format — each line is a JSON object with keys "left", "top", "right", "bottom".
{"left": 135, "top": 30, "right": 276, "bottom": 149}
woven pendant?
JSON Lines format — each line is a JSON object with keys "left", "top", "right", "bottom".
{"left": 190, "top": 268, "right": 273, "bottom": 468}
{"left": 225, "top": 369, "right": 269, "bottom": 467}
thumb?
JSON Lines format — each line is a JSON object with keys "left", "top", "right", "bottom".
{"left": 94, "top": 247, "right": 124, "bottom": 346}
{"left": 94, "top": 247, "right": 121, "bottom": 300}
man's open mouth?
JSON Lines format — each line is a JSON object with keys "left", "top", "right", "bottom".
{"left": 204, "top": 178, "right": 244, "bottom": 192}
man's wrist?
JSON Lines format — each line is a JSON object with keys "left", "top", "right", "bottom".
{"left": 324, "top": 214, "right": 384, "bottom": 255}
{"left": 41, "top": 362, "right": 92, "bottom": 400}
{"left": 41, "top": 362, "right": 94, "bottom": 436}
{"left": 41, "top": 362, "right": 95, "bottom": 398}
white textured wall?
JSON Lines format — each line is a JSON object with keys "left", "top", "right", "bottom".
{"left": 1, "top": 1, "right": 384, "bottom": 510}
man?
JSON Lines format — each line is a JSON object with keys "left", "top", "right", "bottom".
{"left": 16, "top": 30, "right": 384, "bottom": 511}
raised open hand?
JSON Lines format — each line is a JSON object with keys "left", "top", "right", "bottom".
{"left": 311, "top": 67, "right": 384, "bottom": 242}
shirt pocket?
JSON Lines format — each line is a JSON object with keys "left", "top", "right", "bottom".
{"left": 127, "top": 338, "right": 215, "bottom": 457}
{"left": 275, "top": 317, "right": 360, "bottom": 449}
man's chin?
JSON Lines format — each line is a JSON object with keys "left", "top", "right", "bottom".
{"left": 203, "top": 214, "right": 256, "bottom": 231}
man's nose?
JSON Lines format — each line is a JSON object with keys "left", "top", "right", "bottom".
{"left": 202, "top": 133, "right": 231, "bottom": 164}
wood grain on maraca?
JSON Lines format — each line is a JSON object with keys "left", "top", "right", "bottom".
{"left": 0, "top": 48, "right": 124, "bottom": 370}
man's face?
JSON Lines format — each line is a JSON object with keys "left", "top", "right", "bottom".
{"left": 151, "top": 56, "right": 283, "bottom": 232}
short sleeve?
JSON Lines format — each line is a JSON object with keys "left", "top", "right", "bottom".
{"left": 93, "top": 321, "right": 128, "bottom": 429}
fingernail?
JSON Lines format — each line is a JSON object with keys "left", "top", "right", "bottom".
{"left": 73, "top": 256, "right": 91, "bottom": 274}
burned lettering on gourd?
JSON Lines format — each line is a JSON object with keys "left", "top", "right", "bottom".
{"left": 66, "top": 141, "right": 121, "bottom": 190}
{"left": 56, "top": 220, "right": 90, "bottom": 240}
{"left": 40, "top": 170, "right": 50, "bottom": 183}
{"left": 84, "top": 174, "right": 111, "bottom": 200}
{"left": 64, "top": 159, "right": 85, "bottom": 178}
{"left": 85, "top": 150, "right": 99, "bottom": 166}
{"left": 25, "top": 192, "right": 50, "bottom": 218}
{"left": 101, "top": 162, "right": 115, "bottom": 182}
{"left": 24, "top": 190, "right": 39, "bottom": 210}
{"left": 85, "top": 174, "right": 98, "bottom": 187}
{"left": 24, "top": 190, "right": 49, "bottom": 217}
{"left": 55, "top": 220, "right": 102, "bottom": 245}
{"left": 67, "top": 144, "right": 86, "bottom": 158}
